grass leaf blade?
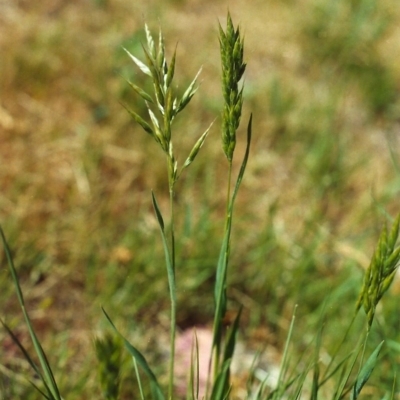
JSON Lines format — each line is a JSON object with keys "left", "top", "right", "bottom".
{"left": 102, "top": 308, "right": 165, "bottom": 400}
{"left": 351, "top": 341, "right": 384, "bottom": 400}
{"left": 0, "top": 226, "right": 62, "bottom": 400}
{"left": 231, "top": 114, "right": 252, "bottom": 204}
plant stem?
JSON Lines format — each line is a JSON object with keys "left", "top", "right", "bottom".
{"left": 212, "top": 161, "right": 233, "bottom": 382}
{"left": 168, "top": 170, "right": 177, "bottom": 400}
{"left": 226, "top": 162, "right": 233, "bottom": 218}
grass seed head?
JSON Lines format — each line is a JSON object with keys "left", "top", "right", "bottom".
{"left": 219, "top": 13, "right": 246, "bottom": 161}
{"left": 124, "top": 25, "right": 208, "bottom": 187}
{"left": 356, "top": 213, "right": 400, "bottom": 328}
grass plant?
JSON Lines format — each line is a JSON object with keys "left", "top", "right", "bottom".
{"left": 1, "top": 6, "right": 400, "bottom": 400}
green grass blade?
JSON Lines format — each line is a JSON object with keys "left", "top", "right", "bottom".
{"left": 1, "top": 320, "right": 42, "bottom": 377}
{"left": 310, "top": 352, "right": 320, "bottom": 399}
{"left": 102, "top": 308, "right": 165, "bottom": 400}
{"left": 245, "top": 350, "right": 263, "bottom": 397}
{"left": 230, "top": 114, "right": 252, "bottom": 205}
{"left": 152, "top": 190, "right": 176, "bottom": 398}
{"left": 275, "top": 305, "right": 297, "bottom": 395}
{"left": 0, "top": 226, "right": 62, "bottom": 400}
{"left": 151, "top": 189, "right": 176, "bottom": 276}
{"left": 212, "top": 227, "right": 229, "bottom": 348}
{"left": 351, "top": 341, "right": 384, "bottom": 400}
{"left": 151, "top": 190, "right": 176, "bottom": 303}
{"left": 222, "top": 307, "right": 242, "bottom": 364}
{"left": 319, "top": 352, "right": 354, "bottom": 387}
{"left": 267, "top": 373, "right": 301, "bottom": 400}
{"left": 29, "top": 381, "right": 52, "bottom": 400}
{"left": 210, "top": 359, "right": 232, "bottom": 400}
{"left": 252, "top": 377, "right": 268, "bottom": 400}
{"left": 151, "top": 190, "right": 165, "bottom": 231}
{"left": 1, "top": 320, "right": 56, "bottom": 399}
{"left": 133, "top": 358, "right": 145, "bottom": 400}
{"left": 322, "top": 314, "right": 357, "bottom": 383}
{"left": 292, "top": 360, "right": 314, "bottom": 400}
{"left": 309, "top": 303, "right": 326, "bottom": 399}
{"left": 210, "top": 307, "right": 242, "bottom": 398}
{"left": 332, "top": 344, "right": 362, "bottom": 400}
{"left": 187, "top": 330, "right": 199, "bottom": 400}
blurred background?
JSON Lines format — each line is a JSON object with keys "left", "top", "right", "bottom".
{"left": 1, "top": 0, "right": 400, "bottom": 398}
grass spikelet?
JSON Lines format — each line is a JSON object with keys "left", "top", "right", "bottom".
{"left": 356, "top": 213, "right": 400, "bottom": 329}
{"left": 219, "top": 12, "right": 246, "bottom": 161}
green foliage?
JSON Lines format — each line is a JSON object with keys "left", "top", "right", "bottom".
{"left": 94, "top": 333, "right": 123, "bottom": 400}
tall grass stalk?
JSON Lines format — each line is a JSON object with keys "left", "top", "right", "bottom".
{"left": 119, "top": 21, "right": 213, "bottom": 399}
{"left": 209, "top": 14, "right": 249, "bottom": 390}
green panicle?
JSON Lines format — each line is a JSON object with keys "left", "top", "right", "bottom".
{"left": 356, "top": 213, "right": 400, "bottom": 329}
{"left": 219, "top": 13, "right": 246, "bottom": 161}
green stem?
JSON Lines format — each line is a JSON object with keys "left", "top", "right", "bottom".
{"left": 168, "top": 172, "right": 177, "bottom": 400}
{"left": 212, "top": 161, "right": 233, "bottom": 382}
{"left": 226, "top": 162, "right": 233, "bottom": 219}
{"left": 358, "top": 328, "right": 370, "bottom": 376}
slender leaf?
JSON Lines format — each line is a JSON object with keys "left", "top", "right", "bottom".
{"left": 319, "top": 352, "right": 354, "bottom": 387}
{"left": 275, "top": 305, "right": 297, "bottom": 397}
{"left": 212, "top": 227, "right": 229, "bottom": 353}
{"left": 1, "top": 320, "right": 41, "bottom": 377}
{"left": 332, "top": 344, "right": 362, "bottom": 400}
{"left": 0, "top": 226, "right": 62, "bottom": 400}
{"left": 188, "top": 330, "right": 200, "bottom": 400}
{"left": 230, "top": 114, "right": 252, "bottom": 205}
{"left": 133, "top": 358, "right": 145, "bottom": 400}
{"left": 151, "top": 191, "right": 176, "bottom": 398}
{"left": 102, "top": 308, "right": 165, "bottom": 400}
{"left": 210, "top": 360, "right": 232, "bottom": 400}
{"left": 351, "top": 341, "right": 384, "bottom": 400}
{"left": 222, "top": 307, "right": 242, "bottom": 364}
{"left": 151, "top": 191, "right": 175, "bottom": 292}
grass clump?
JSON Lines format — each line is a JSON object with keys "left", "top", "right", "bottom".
{"left": 95, "top": 333, "right": 123, "bottom": 400}
{"left": 1, "top": 10, "right": 400, "bottom": 400}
